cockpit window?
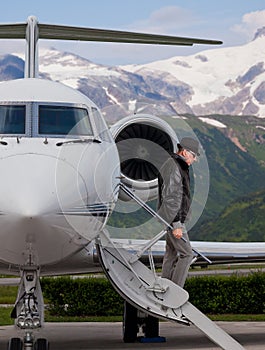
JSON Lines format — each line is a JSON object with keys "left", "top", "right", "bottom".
{"left": 0, "top": 105, "right": 25, "bottom": 134}
{"left": 91, "top": 107, "right": 112, "bottom": 142}
{"left": 39, "top": 105, "right": 93, "bottom": 136}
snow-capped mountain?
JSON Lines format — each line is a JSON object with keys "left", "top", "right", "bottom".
{"left": 122, "top": 27, "right": 265, "bottom": 118}
{"left": 37, "top": 48, "right": 173, "bottom": 121}
{"left": 3, "top": 27, "right": 265, "bottom": 119}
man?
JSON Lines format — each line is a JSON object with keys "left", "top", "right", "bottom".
{"left": 157, "top": 137, "right": 200, "bottom": 288}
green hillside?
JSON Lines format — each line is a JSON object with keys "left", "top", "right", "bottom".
{"left": 212, "top": 114, "right": 265, "bottom": 166}
{"left": 195, "top": 128, "right": 263, "bottom": 214}
{"left": 167, "top": 114, "right": 264, "bottom": 218}
{"left": 192, "top": 189, "right": 265, "bottom": 242}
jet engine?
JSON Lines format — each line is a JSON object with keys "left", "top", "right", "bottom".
{"left": 110, "top": 114, "right": 178, "bottom": 201}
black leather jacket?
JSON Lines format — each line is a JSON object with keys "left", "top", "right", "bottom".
{"left": 157, "top": 153, "right": 191, "bottom": 227}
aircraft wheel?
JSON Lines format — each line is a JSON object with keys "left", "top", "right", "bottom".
{"left": 7, "top": 338, "right": 23, "bottom": 350}
{"left": 123, "top": 301, "right": 138, "bottom": 343}
{"left": 34, "top": 338, "right": 49, "bottom": 350}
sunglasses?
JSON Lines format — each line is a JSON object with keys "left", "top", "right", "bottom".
{"left": 187, "top": 149, "right": 198, "bottom": 159}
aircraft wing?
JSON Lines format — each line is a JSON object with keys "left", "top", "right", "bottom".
{"left": 38, "top": 24, "right": 223, "bottom": 46}
{"left": 112, "top": 238, "right": 265, "bottom": 266}
{"left": 0, "top": 17, "right": 222, "bottom": 46}
{"left": 1, "top": 238, "right": 264, "bottom": 277}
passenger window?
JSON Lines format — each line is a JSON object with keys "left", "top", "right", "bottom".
{"left": 0, "top": 105, "right": 25, "bottom": 134}
{"left": 39, "top": 105, "right": 93, "bottom": 136}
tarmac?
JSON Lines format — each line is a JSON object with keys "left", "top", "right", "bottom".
{"left": 0, "top": 321, "right": 264, "bottom": 350}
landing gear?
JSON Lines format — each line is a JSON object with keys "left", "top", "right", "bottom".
{"left": 7, "top": 337, "right": 49, "bottom": 350}
{"left": 7, "top": 338, "right": 23, "bottom": 350}
{"left": 34, "top": 338, "right": 49, "bottom": 350}
{"left": 12, "top": 269, "right": 43, "bottom": 330}
{"left": 8, "top": 268, "right": 49, "bottom": 349}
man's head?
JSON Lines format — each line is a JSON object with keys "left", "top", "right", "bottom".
{"left": 177, "top": 137, "right": 200, "bottom": 166}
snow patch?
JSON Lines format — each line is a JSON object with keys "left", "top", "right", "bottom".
{"left": 103, "top": 87, "right": 120, "bottom": 105}
{"left": 61, "top": 79, "right": 79, "bottom": 89}
{"left": 172, "top": 115, "right": 187, "bottom": 119}
{"left": 199, "top": 117, "right": 227, "bottom": 128}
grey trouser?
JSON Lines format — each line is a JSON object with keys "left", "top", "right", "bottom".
{"left": 161, "top": 228, "right": 193, "bottom": 288}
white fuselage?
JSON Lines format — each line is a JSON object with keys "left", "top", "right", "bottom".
{"left": 0, "top": 78, "right": 120, "bottom": 269}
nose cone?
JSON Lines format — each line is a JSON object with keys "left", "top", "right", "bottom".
{"left": 0, "top": 153, "right": 88, "bottom": 266}
{"left": 0, "top": 154, "right": 87, "bottom": 216}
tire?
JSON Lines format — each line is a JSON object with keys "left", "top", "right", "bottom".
{"left": 7, "top": 338, "right": 23, "bottom": 350}
{"left": 123, "top": 301, "right": 138, "bottom": 343}
{"left": 34, "top": 338, "right": 49, "bottom": 350}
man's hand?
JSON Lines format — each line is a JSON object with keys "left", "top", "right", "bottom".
{"left": 172, "top": 227, "right": 183, "bottom": 239}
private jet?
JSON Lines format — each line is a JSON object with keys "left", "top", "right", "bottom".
{"left": 0, "top": 16, "right": 263, "bottom": 350}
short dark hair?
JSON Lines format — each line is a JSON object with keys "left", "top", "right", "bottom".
{"left": 177, "top": 144, "right": 184, "bottom": 152}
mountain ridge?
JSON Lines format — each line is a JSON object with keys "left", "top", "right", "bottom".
{"left": 0, "top": 26, "right": 263, "bottom": 119}
{"left": 122, "top": 28, "right": 265, "bottom": 117}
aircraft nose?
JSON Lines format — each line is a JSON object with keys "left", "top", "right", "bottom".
{"left": 0, "top": 153, "right": 87, "bottom": 216}
{"left": 0, "top": 153, "right": 89, "bottom": 266}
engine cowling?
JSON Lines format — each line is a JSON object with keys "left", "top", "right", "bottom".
{"left": 110, "top": 114, "right": 178, "bottom": 201}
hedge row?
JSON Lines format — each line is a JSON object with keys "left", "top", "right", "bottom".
{"left": 41, "top": 277, "right": 123, "bottom": 316}
{"left": 185, "top": 272, "right": 264, "bottom": 314}
{"left": 41, "top": 272, "right": 265, "bottom": 316}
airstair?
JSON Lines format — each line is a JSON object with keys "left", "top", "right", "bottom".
{"left": 97, "top": 230, "right": 245, "bottom": 349}
{"left": 96, "top": 184, "right": 245, "bottom": 350}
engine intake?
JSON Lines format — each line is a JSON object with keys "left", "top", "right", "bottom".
{"left": 110, "top": 114, "right": 178, "bottom": 201}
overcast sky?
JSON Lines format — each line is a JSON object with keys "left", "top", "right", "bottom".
{"left": 1, "top": 0, "right": 265, "bottom": 65}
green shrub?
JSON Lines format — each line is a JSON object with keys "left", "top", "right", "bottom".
{"left": 41, "top": 272, "right": 265, "bottom": 317}
{"left": 41, "top": 277, "right": 123, "bottom": 316}
{"left": 185, "top": 272, "right": 265, "bottom": 314}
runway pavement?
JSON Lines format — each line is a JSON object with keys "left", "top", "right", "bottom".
{"left": 0, "top": 321, "right": 264, "bottom": 349}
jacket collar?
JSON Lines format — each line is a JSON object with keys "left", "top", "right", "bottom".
{"left": 173, "top": 153, "right": 189, "bottom": 169}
